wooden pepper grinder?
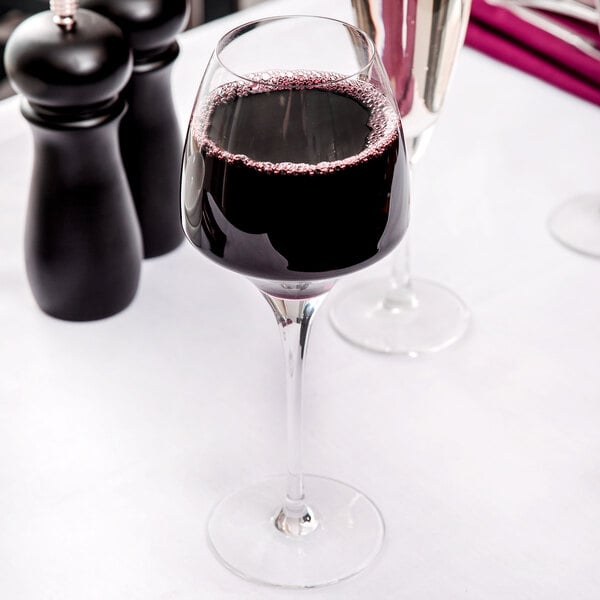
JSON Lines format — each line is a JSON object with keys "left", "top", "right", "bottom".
{"left": 4, "top": 0, "right": 143, "bottom": 321}
{"left": 81, "top": 0, "right": 190, "bottom": 258}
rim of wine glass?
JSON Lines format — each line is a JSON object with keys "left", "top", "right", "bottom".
{"left": 214, "top": 14, "right": 377, "bottom": 85}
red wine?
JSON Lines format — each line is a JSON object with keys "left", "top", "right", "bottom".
{"left": 183, "top": 73, "right": 409, "bottom": 281}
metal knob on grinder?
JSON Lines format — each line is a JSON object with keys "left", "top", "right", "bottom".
{"left": 50, "top": 0, "right": 78, "bottom": 29}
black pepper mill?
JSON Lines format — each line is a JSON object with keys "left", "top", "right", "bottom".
{"left": 81, "top": 0, "right": 190, "bottom": 258}
{"left": 4, "top": 0, "right": 143, "bottom": 321}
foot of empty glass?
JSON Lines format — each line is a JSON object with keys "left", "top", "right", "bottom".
{"left": 548, "top": 194, "right": 600, "bottom": 258}
{"left": 330, "top": 277, "right": 470, "bottom": 356}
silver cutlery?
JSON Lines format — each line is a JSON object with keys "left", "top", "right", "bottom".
{"left": 486, "top": 0, "right": 600, "bottom": 60}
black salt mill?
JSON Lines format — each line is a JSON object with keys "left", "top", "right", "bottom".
{"left": 81, "top": 0, "right": 190, "bottom": 258}
{"left": 4, "top": 0, "right": 143, "bottom": 321}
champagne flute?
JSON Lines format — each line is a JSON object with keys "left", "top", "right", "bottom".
{"left": 330, "top": 0, "right": 472, "bottom": 355}
{"left": 181, "top": 16, "right": 410, "bottom": 588}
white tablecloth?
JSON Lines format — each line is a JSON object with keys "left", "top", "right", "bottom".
{"left": 1, "top": 1, "right": 600, "bottom": 598}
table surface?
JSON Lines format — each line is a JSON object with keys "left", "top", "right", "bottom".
{"left": 1, "top": 1, "right": 600, "bottom": 598}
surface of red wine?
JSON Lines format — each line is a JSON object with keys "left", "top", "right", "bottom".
{"left": 183, "top": 73, "right": 409, "bottom": 281}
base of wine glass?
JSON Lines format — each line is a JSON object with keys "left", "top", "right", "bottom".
{"left": 207, "top": 474, "right": 384, "bottom": 589}
{"left": 548, "top": 194, "right": 600, "bottom": 258}
{"left": 330, "top": 277, "right": 470, "bottom": 356}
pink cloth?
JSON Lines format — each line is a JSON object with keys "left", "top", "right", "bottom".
{"left": 466, "top": 0, "right": 600, "bottom": 106}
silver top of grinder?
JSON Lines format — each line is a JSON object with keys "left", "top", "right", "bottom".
{"left": 50, "top": 0, "right": 78, "bottom": 30}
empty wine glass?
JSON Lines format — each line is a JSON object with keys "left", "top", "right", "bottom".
{"left": 329, "top": 0, "right": 472, "bottom": 355}
{"left": 548, "top": 193, "right": 600, "bottom": 257}
{"left": 547, "top": 1, "right": 600, "bottom": 257}
{"left": 181, "top": 16, "right": 409, "bottom": 588}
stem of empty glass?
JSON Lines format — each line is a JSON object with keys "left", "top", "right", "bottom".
{"left": 383, "top": 161, "right": 418, "bottom": 312}
{"left": 262, "top": 292, "right": 325, "bottom": 537}
{"left": 384, "top": 234, "right": 419, "bottom": 311}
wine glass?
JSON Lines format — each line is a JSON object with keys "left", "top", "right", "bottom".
{"left": 549, "top": 194, "right": 600, "bottom": 257}
{"left": 329, "top": 0, "right": 472, "bottom": 355}
{"left": 181, "top": 16, "right": 409, "bottom": 588}
{"left": 547, "top": 1, "right": 600, "bottom": 257}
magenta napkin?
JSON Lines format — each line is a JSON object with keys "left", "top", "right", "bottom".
{"left": 466, "top": 0, "right": 600, "bottom": 106}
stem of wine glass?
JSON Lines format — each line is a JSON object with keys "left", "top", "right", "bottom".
{"left": 262, "top": 291, "right": 327, "bottom": 537}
